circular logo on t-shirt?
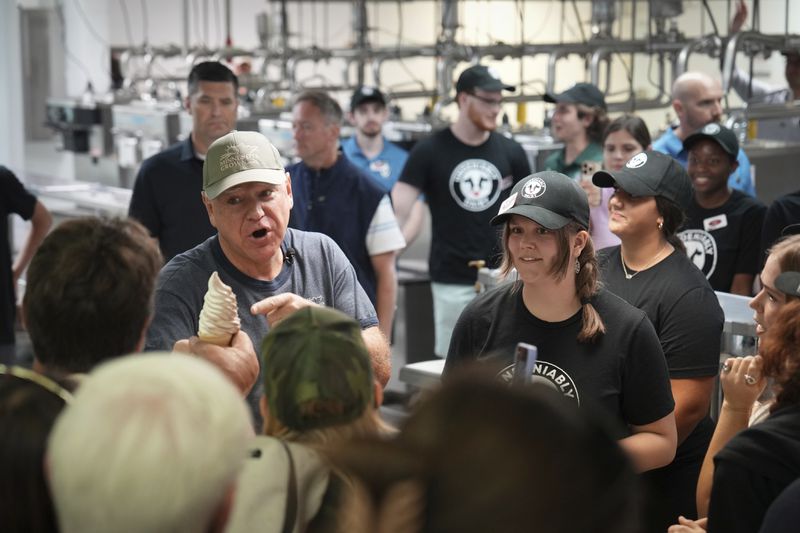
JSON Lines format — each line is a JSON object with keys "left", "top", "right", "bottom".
{"left": 497, "top": 360, "right": 580, "bottom": 406}
{"left": 702, "top": 123, "right": 721, "bottom": 135}
{"left": 449, "top": 159, "right": 503, "bottom": 212}
{"left": 626, "top": 152, "right": 648, "bottom": 169}
{"left": 521, "top": 177, "right": 546, "bottom": 199}
{"left": 679, "top": 229, "right": 717, "bottom": 279}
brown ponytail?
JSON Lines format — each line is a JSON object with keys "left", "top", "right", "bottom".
{"left": 574, "top": 235, "right": 605, "bottom": 343}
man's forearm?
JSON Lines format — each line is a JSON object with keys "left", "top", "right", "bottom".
{"left": 361, "top": 326, "right": 391, "bottom": 387}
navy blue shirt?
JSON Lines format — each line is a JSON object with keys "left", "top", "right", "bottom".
{"left": 286, "top": 155, "right": 384, "bottom": 304}
{"left": 129, "top": 137, "right": 216, "bottom": 263}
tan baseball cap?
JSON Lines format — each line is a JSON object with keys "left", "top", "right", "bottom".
{"left": 203, "top": 131, "right": 286, "bottom": 199}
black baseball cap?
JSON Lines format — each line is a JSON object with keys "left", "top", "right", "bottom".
{"left": 775, "top": 271, "right": 800, "bottom": 298}
{"left": 683, "top": 123, "right": 739, "bottom": 159}
{"left": 350, "top": 86, "right": 386, "bottom": 110}
{"left": 544, "top": 83, "right": 607, "bottom": 111}
{"left": 455, "top": 65, "right": 515, "bottom": 93}
{"left": 491, "top": 171, "right": 590, "bottom": 230}
{"left": 592, "top": 150, "right": 693, "bottom": 208}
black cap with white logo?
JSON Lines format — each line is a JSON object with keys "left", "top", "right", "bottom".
{"left": 456, "top": 65, "right": 515, "bottom": 93}
{"left": 683, "top": 123, "right": 740, "bottom": 159}
{"left": 592, "top": 150, "right": 693, "bottom": 209}
{"left": 491, "top": 171, "right": 590, "bottom": 230}
{"left": 350, "top": 86, "right": 387, "bottom": 110}
{"left": 775, "top": 271, "right": 800, "bottom": 298}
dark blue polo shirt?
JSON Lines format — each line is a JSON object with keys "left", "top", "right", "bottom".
{"left": 286, "top": 155, "right": 384, "bottom": 304}
{"left": 129, "top": 136, "right": 216, "bottom": 262}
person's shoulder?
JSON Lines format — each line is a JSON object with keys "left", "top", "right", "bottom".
{"left": 736, "top": 145, "right": 751, "bottom": 163}
{"left": 340, "top": 157, "right": 385, "bottom": 194}
{"left": 466, "top": 282, "right": 517, "bottom": 313}
{"left": 596, "top": 245, "right": 619, "bottom": 269}
{"left": 157, "top": 239, "right": 215, "bottom": 288}
{"left": 409, "top": 129, "right": 447, "bottom": 151}
{"left": 651, "top": 127, "right": 678, "bottom": 152}
{"left": 593, "top": 288, "right": 649, "bottom": 324}
{"left": 0, "top": 165, "right": 18, "bottom": 182}
{"left": 287, "top": 227, "right": 341, "bottom": 253}
{"left": 0, "top": 166, "right": 25, "bottom": 192}
{"left": 660, "top": 252, "right": 723, "bottom": 309}
{"left": 729, "top": 189, "right": 766, "bottom": 211}
{"left": 383, "top": 138, "right": 408, "bottom": 155}
{"left": 543, "top": 149, "right": 561, "bottom": 166}
{"left": 285, "top": 160, "right": 303, "bottom": 175}
{"left": 141, "top": 140, "right": 185, "bottom": 167}
{"left": 341, "top": 135, "right": 359, "bottom": 153}
{"left": 720, "top": 405, "right": 800, "bottom": 465}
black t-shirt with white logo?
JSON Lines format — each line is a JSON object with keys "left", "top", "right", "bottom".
{"left": 679, "top": 190, "right": 766, "bottom": 292}
{"left": 444, "top": 284, "right": 674, "bottom": 438}
{"left": 599, "top": 246, "right": 724, "bottom": 526}
{"left": 399, "top": 128, "right": 530, "bottom": 284}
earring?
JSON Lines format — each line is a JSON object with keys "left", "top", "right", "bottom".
{"left": 575, "top": 259, "right": 581, "bottom": 274}
{"left": 657, "top": 220, "right": 663, "bottom": 230}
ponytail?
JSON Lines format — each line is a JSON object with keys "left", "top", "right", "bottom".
{"left": 574, "top": 237, "right": 605, "bottom": 343}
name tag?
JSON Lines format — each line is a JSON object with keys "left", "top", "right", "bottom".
{"left": 703, "top": 214, "right": 728, "bottom": 232}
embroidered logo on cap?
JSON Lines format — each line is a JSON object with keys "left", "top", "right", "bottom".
{"left": 702, "top": 123, "right": 721, "bottom": 135}
{"left": 626, "top": 152, "right": 648, "bottom": 169}
{"left": 487, "top": 67, "right": 502, "bottom": 80}
{"left": 521, "top": 177, "right": 546, "bottom": 199}
{"left": 219, "top": 143, "right": 262, "bottom": 173}
{"left": 360, "top": 87, "right": 375, "bottom": 96}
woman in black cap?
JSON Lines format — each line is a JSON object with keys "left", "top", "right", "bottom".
{"left": 592, "top": 150, "right": 724, "bottom": 531}
{"left": 445, "top": 170, "right": 676, "bottom": 474}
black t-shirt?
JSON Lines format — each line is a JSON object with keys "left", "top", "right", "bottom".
{"left": 757, "top": 477, "right": 800, "bottom": 533}
{"left": 761, "top": 189, "right": 800, "bottom": 262}
{"left": 128, "top": 137, "right": 216, "bottom": 263}
{"left": 444, "top": 284, "right": 674, "bottom": 439}
{"left": 679, "top": 190, "right": 766, "bottom": 292}
{"left": 599, "top": 246, "right": 723, "bottom": 523}
{"left": 399, "top": 128, "right": 530, "bottom": 284}
{"left": 0, "top": 166, "right": 37, "bottom": 345}
{"left": 708, "top": 405, "right": 800, "bottom": 533}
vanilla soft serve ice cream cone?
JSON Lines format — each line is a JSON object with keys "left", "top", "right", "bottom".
{"left": 198, "top": 271, "right": 241, "bottom": 346}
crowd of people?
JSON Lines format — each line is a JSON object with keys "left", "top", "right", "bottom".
{"left": 2, "top": 14, "right": 800, "bottom": 529}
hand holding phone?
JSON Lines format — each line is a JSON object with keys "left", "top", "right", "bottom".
{"left": 580, "top": 161, "right": 602, "bottom": 207}
{"left": 511, "top": 342, "right": 538, "bottom": 387}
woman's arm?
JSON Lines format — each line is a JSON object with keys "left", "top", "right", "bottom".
{"left": 696, "top": 355, "right": 765, "bottom": 517}
{"left": 671, "top": 376, "right": 716, "bottom": 444}
{"left": 619, "top": 411, "right": 677, "bottom": 472}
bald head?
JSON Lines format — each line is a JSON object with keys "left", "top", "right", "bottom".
{"left": 671, "top": 72, "right": 723, "bottom": 139}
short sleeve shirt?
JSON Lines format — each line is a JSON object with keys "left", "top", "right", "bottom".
{"left": 399, "top": 129, "right": 531, "bottom": 284}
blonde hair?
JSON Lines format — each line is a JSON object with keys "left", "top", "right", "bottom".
{"left": 498, "top": 221, "right": 605, "bottom": 342}
{"left": 263, "top": 408, "right": 395, "bottom": 448}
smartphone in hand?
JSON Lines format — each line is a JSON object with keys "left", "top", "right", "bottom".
{"left": 580, "top": 161, "right": 603, "bottom": 207}
{"left": 511, "top": 342, "right": 538, "bottom": 387}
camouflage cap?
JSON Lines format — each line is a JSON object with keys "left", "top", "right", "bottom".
{"left": 260, "top": 306, "right": 374, "bottom": 431}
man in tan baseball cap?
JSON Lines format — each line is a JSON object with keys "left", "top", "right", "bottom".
{"left": 145, "top": 130, "right": 391, "bottom": 427}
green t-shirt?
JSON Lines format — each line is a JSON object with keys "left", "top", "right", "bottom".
{"left": 544, "top": 142, "right": 604, "bottom": 180}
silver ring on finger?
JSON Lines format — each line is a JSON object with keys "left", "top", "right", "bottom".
{"left": 744, "top": 374, "right": 757, "bottom": 386}
{"left": 721, "top": 362, "right": 732, "bottom": 373}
